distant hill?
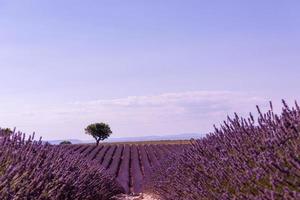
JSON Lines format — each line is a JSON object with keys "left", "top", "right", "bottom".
{"left": 47, "top": 133, "right": 204, "bottom": 145}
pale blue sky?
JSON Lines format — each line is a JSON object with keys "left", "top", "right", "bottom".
{"left": 0, "top": 0, "right": 299, "bottom": 140}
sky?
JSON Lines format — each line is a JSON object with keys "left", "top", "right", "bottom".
{"left": 0, "top": 0, "right": 299, "bottom": 140}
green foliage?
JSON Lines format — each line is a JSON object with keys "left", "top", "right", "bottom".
{"left": 0, "top": 128, "right": 13, "bottom": 137}
{"left": 85, "top": 123, "right": 112, "bottom": 145}
{"left": 60, "top": 140, "right": 72, "bottom": 145}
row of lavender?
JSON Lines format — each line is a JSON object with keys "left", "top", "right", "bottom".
{"left": 66, "top": 143, "right": 187, "bottom": 194}
{"left": 0, "top": 132, "right": 124, "bottom": 200}
{"left": 146, "top": 102, "right": 300, "bottom": 199}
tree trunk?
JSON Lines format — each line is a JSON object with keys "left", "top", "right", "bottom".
{"left": 96, "top": 139, "right": 100, "bottom": 146}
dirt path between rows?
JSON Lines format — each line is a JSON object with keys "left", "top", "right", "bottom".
{"left": 115, "top": 193, "right": 159, "bottom": 200}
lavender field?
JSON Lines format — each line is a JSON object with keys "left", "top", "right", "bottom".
{"left": 0, "top": 133, "right": 124, "bottom": 199}
{"left": 0, "top": 102, "right": 299, "bottom": 199}
{"left": 65, "top": 143, "right": 188, "bottom": 194}
{"left": 2, "top": 0, "right": 299, "bottom": 199}
{"left": 146, "top": 102, "right": 300, "bottom": 199}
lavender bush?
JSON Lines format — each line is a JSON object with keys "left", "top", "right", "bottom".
{"left": 0, "top": 132, "right": 124, "bottom": 200}
{"left": 146, "top": 101, "right": 300, "bottom": 199}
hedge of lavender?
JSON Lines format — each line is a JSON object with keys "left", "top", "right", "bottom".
{"left": 146, "top": 102, "right": 300, "bottom": 199}
{"left": 0, "top": 132, "right": 124, "bottom": 200}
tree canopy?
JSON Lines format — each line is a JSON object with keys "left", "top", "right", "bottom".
{"left": 0, "top": 128, "right": 13, "bottom": 138}
{"left": 85, "top": 123, "right": 112, "bottom": 145}
{"left": 60, "top": 140, "right": 72, "bottom": 145}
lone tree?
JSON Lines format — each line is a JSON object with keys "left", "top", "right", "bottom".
{"left": 0, "top": 128, "right": 13, "bottom": 138}
{"left": 85, "top": 123, "right": 112, "bottom": 145}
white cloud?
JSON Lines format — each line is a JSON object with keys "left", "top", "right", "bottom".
{"left": 72, "top": 91, "right": 267, "bottom": 115}
{"left": 0, "top": 91, "right": 269, "bottom": 140}
{"left": 74, "top": 91, "right": 264, "bottom": 106}
{"left": 64, "top": 91, "right": 269, "bottom": 138}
